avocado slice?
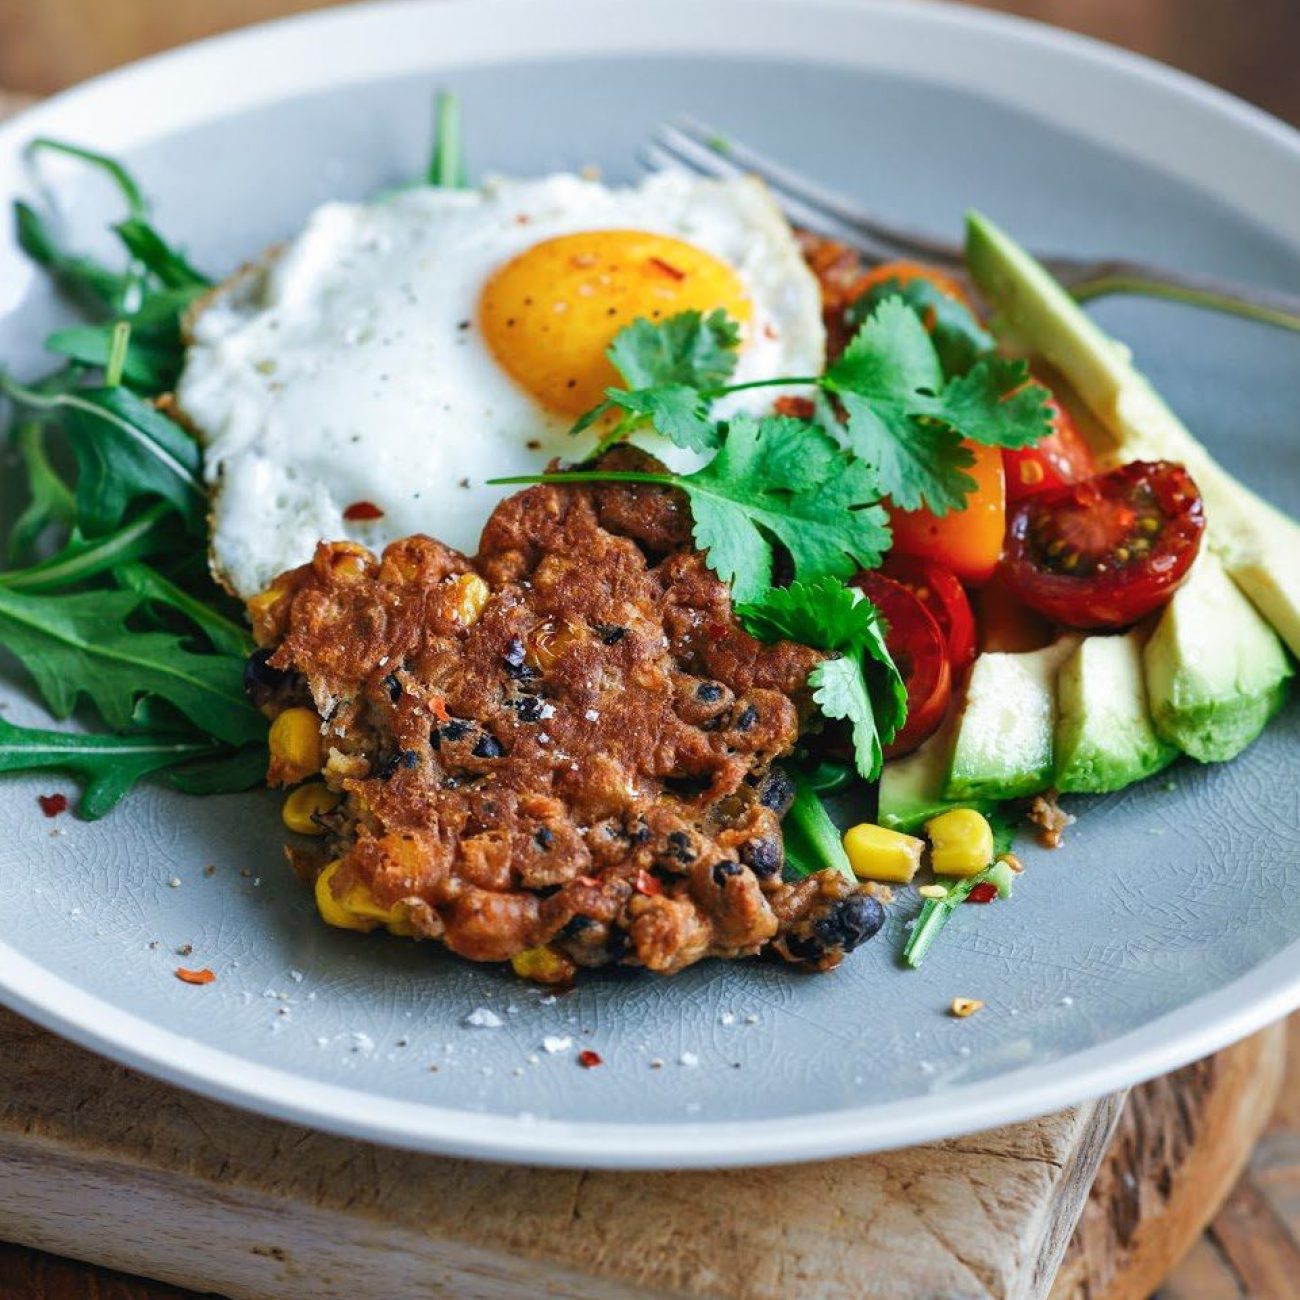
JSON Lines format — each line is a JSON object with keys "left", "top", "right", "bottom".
{"left": 1144, "top": 552, "right": 1292, "bottom": 762}
{"left": 965, "top": 211, "right": 1300, "bottom": 659}
{"left": 945, "top": 636, "right": 1080, "bottom": 801}
{"left": 1055, "top": 629, "right": 1178, "bottom": 793}
{"left": 877, "top": 710, "right": 995, "bottom": 834}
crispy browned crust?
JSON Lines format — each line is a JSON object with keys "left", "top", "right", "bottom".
{"left": 250, "top": 451, "right": 885, "bottom": 975}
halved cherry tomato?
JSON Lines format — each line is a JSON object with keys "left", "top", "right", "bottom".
{"left": 847, "top": 260, "right": 975, "bottom": 312}
{"left": 1001, "top": 460, "right": 1205, "bottom": 629}
{"left": 881, "top": 555, "right": 977, "bottom": 674}
{"left": 851, "top": 571, "right": 952, "bottom": 759}
{"left": 974, "top": 572, "right": 1055, "bottom": 654}
{"left": 888, "top": 440, "right": 1007, "bottom": 585}
{"left": 1003, "top": 395, "right": 1097, "bottom": 503}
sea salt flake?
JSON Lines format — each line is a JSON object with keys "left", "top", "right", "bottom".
{"left": 542, "top": 1035, "right": 572, "bottom": 1054}
{"left": 679, "top": 1052, "right": 699, "bottom": 1068}
{"left": 464, "top": 1008, "right": 503, "bottom": 1029}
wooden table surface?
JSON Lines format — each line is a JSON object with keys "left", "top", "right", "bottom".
{"left": 1, "top": 2, "right": 1298, "bottom": 1295}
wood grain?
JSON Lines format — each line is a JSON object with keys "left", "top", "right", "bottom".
{"left": 0, "top": 1008, "right": 1122, "bottom": 1300}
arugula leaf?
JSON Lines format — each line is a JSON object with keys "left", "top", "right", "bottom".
{"left": 680, "top": 415, "right": 890, "bottom": 603}
{"left": 0, "top": 586, "right": 264, "bottom": 745}
{"left": 115, "top": 561, "right": 254, "bottom": 658}
{"left": 13, "top": 200, "right": 132, "bottom": 313}
{"left": 825, "top": 297, "right": 1052, "bottom": 514}
{"left": 167, "top": 744, "right": 268, "bottom": 797}
{"left": 0, "top": 713, "right": 219, "bottom": 819}
{"left": 0, "top": 503, "right": 174, "bottom": 594}
{"left": 607, "top": 308, "right": 741, "bottom": 391}
{"left": 5, "top": 421, "right": 75, "bottom": 562}
{"left": 114, "top": 218, "right": 211, "bottom": 290}
{"left": 0, "top": 374, "right": 204, "bottom": 534}
{"left": 846, "top": 278, "right": 995, "bottom": 378}
{"left": 26, "top": 137, "right": 149, "bottom": 220}
{"left": 738, "top": 577, "right": 906, "bottom": 780}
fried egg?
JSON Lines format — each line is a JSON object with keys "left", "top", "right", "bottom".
{"left": 178, "top": 171, "right": 825, "bottom": 599}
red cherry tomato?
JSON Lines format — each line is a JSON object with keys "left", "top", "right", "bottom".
{"left": 881, "top": 555, "right": 977, "bottom": 674}
{"left": 888, "top": 440, "right": 1006, "bottom": 584}
{"left": 1003, "top": 395, "right": 1097, "bottom": 503}
{"left": 851, "top": 571, "right": 952, "bottom": 758}
{"left": 1000, "top": 460, "right": 1205, "bottom": 629}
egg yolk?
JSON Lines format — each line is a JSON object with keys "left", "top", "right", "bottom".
{"left": 479, "top": 230, "right": 752, "bottom": 417}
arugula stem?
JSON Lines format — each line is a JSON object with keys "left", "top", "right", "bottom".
{"left": 0, "top": 503, "right": 171, "bottom": 593}
{"left": 902, "top": 863, "right": 999, "bottom": 968}
{"left": 427, "top": 90, "right": 463, "bottom": 188}
{"left": 105, "top": 321, "right": 131, "bottom": 388}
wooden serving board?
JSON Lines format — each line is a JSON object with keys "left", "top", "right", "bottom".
{"left": 0, "top": 1007, "right": 1284, "bottom": 1300}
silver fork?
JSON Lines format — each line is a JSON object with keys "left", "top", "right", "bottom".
{"left": 642, "top": 116, "right": 1300, "bottom": 334}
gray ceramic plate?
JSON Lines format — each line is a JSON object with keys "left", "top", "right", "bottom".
{"left": 0, "top": 0, "right": 1298, "bottom": 1169}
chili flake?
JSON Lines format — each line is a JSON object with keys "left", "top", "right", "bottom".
{"left": 966, "top": 882, "right": 998, "bottom": 904}
{"left": 37, "top": 793, "right": 68, "bottom": 818}
{"left": 648, "top": 255, "right": 686, "bottom": 281}
{"left": 175, "top": 967, "right": 216, "bottom": 986}
{"left": 577, "top": 1049, "right": 603, "bottom": 1068}
{"left": 343, "top": 500, "right": 384, "bottom": 521}
{"left": 773, "top": 395, "right": 815, "bottom": 421}
{"left": 634, "top": 869, "right": 662, "bottom": 897}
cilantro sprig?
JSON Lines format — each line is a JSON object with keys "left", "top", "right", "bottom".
{"left": 740, "top": 577, "right": 906, "bottom": 781}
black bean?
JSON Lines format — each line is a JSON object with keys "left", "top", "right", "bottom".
{"left": 515, "top": 695, "right": 545, "bottom": 723}
{"left": 376, "top": 753, "right": 400, "bottom": 779}
{"left": 595, "top": 624, "right": 627, "bottom": 645}
{"left": 813, "top": 894, "right": 885, "bottom": 953}
{"left": 503, "top": 637, "right": 537, "bottom": 680}
{"left": 561, "top": 914, "right": 596, "bottom": 938}
{"left": 399, "top": 749, "right": 419, "bottom": 769}
{"left": 243, "top": 649, "right": 288, "bottom": 702}
{"left": 740, "top": 836, "right": 783, "bottom": 879}
{"left": 383, "top": 672, "right": 402, "bottom": 703}
{"left": 784, "top": 933, "right": 825, "bottom": 963}
{"left": 628, "top": 821, "right": 650, "bottom": 845}
{"left": 534, "top": 826, "right": 555, "bottom": 849}
{"left": 695, "top": 681, "right": 724, "bottom": 702}
{"left": 666, "top": 830, "right": 696, "bottom": 863}
{"left": 711, "top": 860, "right": 743, "bottom": 888}
{"left": 432, "top": 718, "right": 473, "bottom": 749}
{"left": 758, "top": 768, "right": 797, "bottom": 814}
{"left": 734, "top": 703, "right": 758, "bottom": 732}
{"left": 472, "top": 732, "right": 505, "bottom": 759}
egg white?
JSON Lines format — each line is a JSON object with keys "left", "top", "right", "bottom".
{"left": 178, "top": 171, "right": 826, "bottom": 599}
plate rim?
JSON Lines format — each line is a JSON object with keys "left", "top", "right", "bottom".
{"left": 1, "top": 0, "right": 1298, "bottom": 1168}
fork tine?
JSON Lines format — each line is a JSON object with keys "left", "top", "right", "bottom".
{"left": 640, "top": 137, "right": 901, "bottom": 265}
{"left": 667, "top": 116, "right": 967, "bottom": 269}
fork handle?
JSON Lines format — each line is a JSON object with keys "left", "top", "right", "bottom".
{"left": 1049, "top": 258, "right": 1300, "bottom": 333}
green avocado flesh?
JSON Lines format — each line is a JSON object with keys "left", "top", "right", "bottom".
{"left": 965, "top": 210, "right": 1300, "bottom": 660}
{"left": 877, "top": 711, "right": 994, "bottom": 834}
{"left": 1054, "top": 630, "right": 1178, "bottom": 793}
{"left": 945, "top": 637, "right": 1080, "bottom": 802}
{"left": 1144, "top": 553, "right": 1292, "bottom": 763}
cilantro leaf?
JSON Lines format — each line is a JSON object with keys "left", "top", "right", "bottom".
{"left": 579, "top": 384, "right": 720, "bottom": 453}
{"left": 846, "top": 278, "right": 995, "bottom": 378}
{"left": 679, "top": 416, "right": 889, "bottom": 603}
{"left": 838, "top": 391, "right": 976, "bottom": 515}
{"left": 607, "top": 308, "right": 741, "bottom": 391}
{"left": 738, "top": 577, "right": 906, "bottom": 780}
{"left": 0, "top": 586, "right": 265, "bottom": 746}
{"left": 942, "top": 356, "right": 1052, "bottom": 449}
{"left": 826, "top": 297, "right": 1050, "bottom": 515}
{"left": 0, "top": 713, "right": 224, "bottom": 819}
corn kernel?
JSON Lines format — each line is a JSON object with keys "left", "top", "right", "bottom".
{"left": 246, "top": 581, "right": 288, "bottom": 624}
{"left": 918, "top": 884, "right": 949, "bottom": 900}
{"left": 526, "top": 619, "right": 580, "bottom": 671}
{"left": 842, "top": 822, "right": 925, "bottom": 884}
{"left": 511, "top": 945, "right": 577, "bottom": 985}
{"left": 449, "top": 573, "right": 490, "bottom": 627}
{"left": 268, "top": 707, "right": 323, "bottom": 783}
{"left": 926, "top": 808, "right": 995, "bottom": 877}
{"left": 950, "top": 997, "right": 984, "bottom": 1018}
{"left": 282, "top": 782, "right": 340, "bottom": 835}
{"left": 314, "top": 862, "right": 372, "bottom": 932}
